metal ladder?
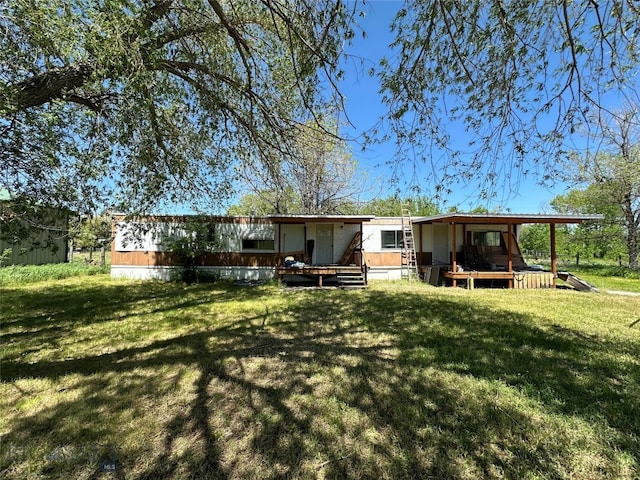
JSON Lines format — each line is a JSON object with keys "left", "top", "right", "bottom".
{"left": 400, "top": 204, "right": 418, "bottom": 281}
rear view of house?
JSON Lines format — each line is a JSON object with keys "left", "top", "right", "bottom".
{"left": 111, "top": 212, "right": 601, "bottom": 288}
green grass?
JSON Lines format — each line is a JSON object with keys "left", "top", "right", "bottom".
{"left": 525, "top": 258, "right": 640, "bottom": 292}
{"left": 560, "top": 265, "right": 640, "bottom": 292}
{"left": 0, "top": 262, "right": 109, "bottom": 285}
{"left": 1, "top": 276, "right": 639, "bottom": 479}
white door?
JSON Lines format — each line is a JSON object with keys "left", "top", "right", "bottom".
{"left": 432, "top": 223, "right": 449, "bottom": 265}
{"left": 315, "top": 224, "right": 334, "bottom": 264}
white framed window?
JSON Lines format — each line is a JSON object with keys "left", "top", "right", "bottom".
{"left": 472, "top": 231, "right": 502, "bottom": 247}
{"left": 242, "top": 238, "right": 275, "bottom": 250}
{"left": 381, "top": 230, "right": 404, "bottom": 249}
{"left": 241, "top": 224, "right": 275, "bottom": 251}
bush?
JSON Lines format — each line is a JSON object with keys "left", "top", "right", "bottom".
{"left": 170, "top": 267, "right": 220, "bottom": 284}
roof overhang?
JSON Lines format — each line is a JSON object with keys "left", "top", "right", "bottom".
{"left": 268, "top": 214, "right": 375, "bottom": 224}
{"left": 414, "top": 213, "right": 604, "bottom": 225}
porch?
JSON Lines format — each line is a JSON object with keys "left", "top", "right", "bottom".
{"left": 276, "top": 265, "right": 364, "bottom": 287}
{"left": 270, "top": 214, "right": 373, "bottom": 288}
{"left": 439, "top": 269, "right": 556, "bottom": 289}
{"left": 414, "top": 213, "right": 603, "bottom": 289}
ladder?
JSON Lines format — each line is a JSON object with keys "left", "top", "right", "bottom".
{"left": 400, "top": 204, "right": 419, "bottom": 281}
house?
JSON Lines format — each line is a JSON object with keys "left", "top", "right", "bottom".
{"left": 0, "top": 189, "right": 69, "bottom": 265}
{"left": 111, "top": 214, "right": 373, "bottom": 285}
{"left": 110, "top": 212, "right": 602, "bottom": 288}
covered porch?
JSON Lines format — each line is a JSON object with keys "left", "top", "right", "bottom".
{"left": 415, "top": 213, "right": 603, "bottom": 288}
{"left": 270, "top": 214, "right": 374, "bottom": 287}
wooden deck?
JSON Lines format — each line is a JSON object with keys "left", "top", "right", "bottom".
{"left": 277, "top": 265, "right": 363, "bottom": 287}
{"left": 438, "top": 269, "right": 555, "bottom": 289}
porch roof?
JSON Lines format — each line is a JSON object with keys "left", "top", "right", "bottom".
{"left": 413, "top": 213, "right": 604, "bottom": 225}
{"left": 268, "top": 214, "right": 375, "bottom": 224}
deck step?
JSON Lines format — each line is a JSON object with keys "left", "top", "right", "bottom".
{"left": 336, "top": 274, "right": 368, "bottom": 289}
{"left": 557, "top": 271, "right": 599, "bottom": 292}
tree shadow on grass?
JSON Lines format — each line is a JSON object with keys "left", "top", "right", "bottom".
{"left": 1, "top": 283, "right": 638, "bottom": 479}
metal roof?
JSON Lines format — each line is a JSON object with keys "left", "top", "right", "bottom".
{"left": 413, "top": 213, "right": 604, "bottom": 224}
{"left": 267, "top": 214, "right": 375, "bottom": 224}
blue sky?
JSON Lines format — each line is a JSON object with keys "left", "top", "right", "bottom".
{"left": 336, "top": 0, "right": 575, "bottom": 214}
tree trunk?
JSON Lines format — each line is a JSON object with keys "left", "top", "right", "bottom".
{"left": 628, "top": 234, "right": 639, "bottom": 269}
{"left": 10, "top": 63, "right": 96, "bottom": 110}
{"left": 623, "top": 194, "right": 639, "bottom": 269}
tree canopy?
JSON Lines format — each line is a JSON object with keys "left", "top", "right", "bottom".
{"left": 378, "top": 0, "right": 639, "bottom": 197}
{"left": 1, "top": 0, "right": 357, "bottom": 216}
{"left": 237, "top": 119, "right": 369, "bottom": 214}
{"left": 2, "top": 0, "right": 639, "bottom": 222}
{"left": 560, "top": 106, "right": 640, "bottom": 267}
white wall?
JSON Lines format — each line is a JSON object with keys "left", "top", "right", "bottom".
{"left": 114, "top": 220, "right": 277, "bottom": 254}
{"left": 333, "top": 223, "right": 360, "bottom": 263}
{"left": 280, "top": 224, "right": 305, "bottom": 253}
{"left": 362, "top": 219, "right": 421, "bottom": 253}
{"left": 111, "top": 265, "right": 277, "bottom": 281}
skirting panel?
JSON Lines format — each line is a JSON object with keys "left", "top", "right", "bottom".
{"left": 367, "top": 267, "right": 404, "bottom": 281}
{"left": 111, "top": 265, "right": 277, "bottom": 281}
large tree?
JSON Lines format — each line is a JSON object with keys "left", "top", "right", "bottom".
{"left": 357, "top": 195, "right": 440, "bottom": 217}
{"left": 1, "top": 0, "right": 357, "bottom": 217}
{"left": 3, "top": 0, "right": 639, "bottom": 224}
{"left": 378, "top": 0, "right": 639, "bottom": 198}
{"left": 237, "top": 119, "right": 369, "bottom": 214}
{"left": 562, "top": 106, "right": 640, "bottom": 268}
{"left": 550, "top": 187, "right": 627, "bottom": 262}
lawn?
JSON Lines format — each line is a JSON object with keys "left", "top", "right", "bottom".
{"left": 1, "top": 275, "right": 639, "bottom": 479}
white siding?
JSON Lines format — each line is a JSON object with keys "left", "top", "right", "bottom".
{"left": 114, "top": 221, "right": 277, "bottom": 253}
{"left": 280, "top": 224, "right": 305, "bottom": 253}
{"left": 333, "top": 223, "right": 360, "bottom": 263}
{"left": 111, "top": 265, "right": 276, "bottom": 281}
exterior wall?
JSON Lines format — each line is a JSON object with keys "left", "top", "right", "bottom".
{"left": 113, "top": 218, "right": 275, "bottom": 255}
{"left": 333, "top": 223, "right": 360, "bottom": 263}
{"left": 111, "top": 217, "right": 280, "bottom": 280}
{"left": 110, "top": 215, "right": 528, "bottom": 281}
{"left": 280, "top": 224, "right": 305, "bottom": 254}
{"left": 0, "top": 212, "right": 68, "bottom": 265}
{"left": 111, "top": 265, "right": 276, "bottom": 281}
{"left": 111, "top": 216, "right": 362, "bottom": 280}
{"left": 362, "top": 218, "right": 415, "bottom": 280}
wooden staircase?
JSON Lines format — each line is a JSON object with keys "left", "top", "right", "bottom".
{"left": 338, "top": 231, "right": 362, "bottom": 265}
{"left": 337, "top": 273, "right": 368, "bottom": 289}
{"left": 400, "top": 204, "right": 419, "bottom": 281}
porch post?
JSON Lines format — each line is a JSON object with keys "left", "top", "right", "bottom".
{"left": 360, "top": 222, "right": 368, "bottom": 285}
{"left": 550, "top": 223, "right": 557, "bottom": 288}
{"left": 507, "top": 223, "right": 513, "bottom": 288}
{"left": 451, "top": 222, "right": 457, "bottom": 287}
{"left": 419, "top": 223, "right": 423, "bottom": 266}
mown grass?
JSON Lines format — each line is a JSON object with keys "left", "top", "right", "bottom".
{"left": 0, "top": 262, "right": 109, "bottom": 286}
{"left": 525, "top": 258, "right": 640, "bottom": 292}
{"left": 1, "top": 276, "right": 639, "bottom": 479}
{"left": 561, "top": 265, "right": 640, "bottom": 293}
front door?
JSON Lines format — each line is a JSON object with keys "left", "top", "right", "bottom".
{"left": 315, "top": 224, "right": 334, "bottom": 265}
{"left": 433, "top": 223, "right": 449, "bottom": 265}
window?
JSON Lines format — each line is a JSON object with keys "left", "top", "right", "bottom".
{"left": 206, "top": 224, "right": 217, "bottom": 242}
{"left": 381, "top": 230, "right": 404, "bottom": 249}
{"left": 472, "top": 231, "right": 502, "bottom": 247}
{"left": 242, "top": 238, "right": 275, "bottom": 250}
{"left": 241, "top": 224, "right": 275, "bottom": 251}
